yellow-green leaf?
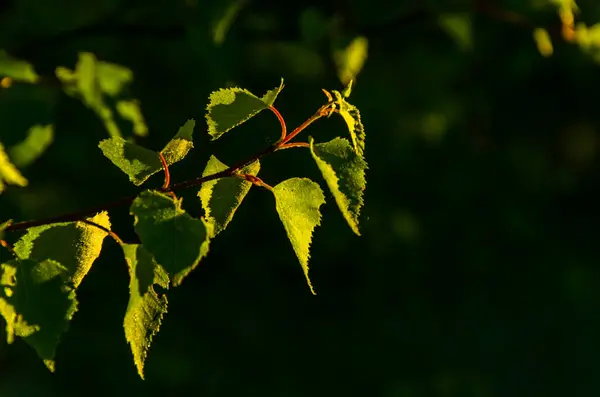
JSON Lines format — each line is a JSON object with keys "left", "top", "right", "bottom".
{"left": 116, "top": 100, "right": 148, "bottom": 137}
{"left": 533, "top": 27, "right": 554, "bottom": 57}
{"left": 0, "top": 50, "right": 40, "bottom": 83}
{"left": 330, "top": 88, "right": 365, "bottom": 157}
{"left": 0, "top": 141, "right": 28, "bottom": 194}
{"left": 272, "top": 178, "right": 325, "bottom": 295}
{"left": 198, "top": 156, "right": 259, "bottom": 235}
{"left": 131, "top": 190, "right": 212, "bottom": 287}
{"left": 122, "top": 244, "right": 169, "bottom": 380}
{"left": 206, "top": 79, "right": 284, "bottom": 140}
{"left": 310, "top": 137, "right": 367, "bottom": 235}
{"left": 160, "top": 119, "right": 195, "bottom": 165}
{"left": 8, "top": 124, "right": 54, "bottom": 168}
{"left": 0, "top": 258, "right": 78, "bottom": 372}
{"left": 98, "top": 137, "right": 162, "bottom": 186}
{"left": 333, "top": 36, "right": 369, "bottom": 85}
{"left": 13, "top": 212, "right": 111, "bottom": 288}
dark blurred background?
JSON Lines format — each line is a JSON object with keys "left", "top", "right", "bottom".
{"left": 2, "top": 0, "right": 600, "bottom": 396}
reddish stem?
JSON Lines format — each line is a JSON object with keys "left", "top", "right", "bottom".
{"left": 279, "top": 104, "right": 331, "bottom": 146}
{"left": 0, "top": 239, "right": 17, "bottom": 257}
{"left": 269, "top": 106, "right": 287, "bottom": 140}
{"left": 80, "top": 219, "right": 124, "bottom": 245}
{"left": 158, "top": 152, "right": 171, "bottom": 189}
{"left": 278, "top": 142, "right": 310, "bottom": 150}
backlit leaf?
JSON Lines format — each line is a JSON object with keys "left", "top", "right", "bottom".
{"left": 116, "top": 100, "right": 148, "bottom": 137}
{"left": 160, "top": 119, "right": 195, "bottom": 165}
{"left": 14, "top": 212, "right": 112, "bottom": 288}
{"left": 0, "top": 258, "right": 78, "bottom": 372}
{"left": 96, "top": 62, "right": 133, "bottom": 97}
{"left": 99, "top": 119, "right": 196, "bottom": 185}
{"left": 533, "top": 28, "right": 554, "bottom": 57}
{"left": 122, "top": 244, "right": 169, "bottom": 380}
{"left": 330, "top": 88, "right": 365, "bottom": 157}
{"left": 0, "top": 141, "right": 28, "bottom": 194}
{"left": 333, "top": 36, "right": 369, "bottom": 85}
{"left": 206, "top": 79, "right": 284, "bottom": 140}
{"left": 198, "top": 156, "right": 260, "bottom": 235}
{"left": 310, "top": 137, "right": 367, "bottom": 235}
{"left": 0, "top": 50, "right": 40, "bottom": 83}
{"left": 272, "top": 178, "right": 325, "bottom": 294}
{"left": 438, "top": 13, "right": 473, "bottom": 51}
{"left": 98, "top": 137, "right": 162, "bottom": 186}
{"left": 131, "top": 190, "right": 212, "bottom": 287}
{"left": 9, "top": 124, "right": 54, "bottom": 168}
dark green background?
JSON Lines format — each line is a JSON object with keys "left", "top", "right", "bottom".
{"left": 1, "top": 0, "right": 600, "bottom": 396}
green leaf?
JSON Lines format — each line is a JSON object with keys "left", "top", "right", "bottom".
{"left": 272, "top": 178, "right": 325, "bottom": 295}
{"left": 98, "top": 137, "right": 162, "bottom": 186}
{"left": 206, "top": 79, "right": 284, "bottom": 140}
{"left": 122, "top": 244, "right": 169, "bottom": 380}
{"left": 0, "top": 50, "right": 40, "bottom": 83}
{"left": 99, "top": 119, "right": 196, "bottom": 185}
{"left": 198, "top": 156, "right": 260, "bottom": 235}
{"left": 131, "top": 191, "right": 212, "bottom": 287}
{"left": 0, "top": 141, "right": 28, "bottom": 194}
{"left": 55, "top": 52, "right": 140, "bottom": 138}
{"left": 74, "top": 52, "right": 102, "bottom": 107}
{"left": 160, "top": 119, "right": 195, "bottom": 165}
{"left": 8, "top": 124, "right": 54, "bottom": 168}
{"left": 96, "top": 62, "right": 133, "bottom": 97}
{"left": 333, "top": 36, "right": 369, "bottom": 85}
{"left": 213, "top": 0, "right": 248, "bottom": 46}
{"left": 14, "top": 212, "right": 112, "bottom": 288}
{"left": 438, "top": 13, "right": 473, "bottom": 51}
{"left": 309, "top": 137, "right": 367, "bottom": 235}
{"left": 116, "top": 100, "right": 148, "bottom": 137}
{"left": 533, "top": 27, "right": 554, "bottom": 57}
{"left": 0, "top": 258, "right": 78, "bottom": 372}
{"left": 330, "top": 89, "right": 365, "bottom": 157}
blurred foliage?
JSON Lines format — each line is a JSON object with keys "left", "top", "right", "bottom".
{"left": 1, "top": 0, "right": 600, "bottom": 396}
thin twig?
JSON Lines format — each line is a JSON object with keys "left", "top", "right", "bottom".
{"left": 79, "top": 219, "right": 124, "bottom": 245}
{"left": 0, "top": 240, "right": 18, "bottom": 258}
{"left": 5, "top": 104, "right": 328, "bottom": 232}
{"left": 278, "top": 142, "right": 310, "bottom": 150}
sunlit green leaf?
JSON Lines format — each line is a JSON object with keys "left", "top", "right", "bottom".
{"left": 198, "top": 156, "right": 260, "bottom": 235}
{"left": 0, "top": 50, "right": 40, "bottom": 83}
{"left": 272, "top": 178, "right": 325, "bottom": 295}
{"left": 8, "top": 124, "right": 54, "bottom": 168}
{"left": 0, "top": 258, "right": 78, "bottom": 372}
{"left": 206, "top": 79, "right": 284, "bottom": 140}
{"left": 330, "top": 89, "right": 365, "bottom": 157}
{"left": 98, "top": 137, "right": 162, "bottom": 186}
{"left": 0, "top": 141, "right": 28, "bottom": 194}
{"left": 333, "top": 36, "right": 369, "bottom": 85}
{"left": 533, "top": 28, "right": 554, "bottom": 57}
{"left": 96, "top": 62, "right": 133, "bottom": 97}
{"left": 122, "top": 244, "right": 169, "bottom": 380}
{"left": 14, "top": 212, "right": 112, "bottom": 288}
{"left": 116, "top": 100, "right": 148, "bottom": 137}
{"left": 55, "top": 52, "right": 141, "bottom": 138}
{"left": 160, "top": 119, "right": 195, "bottom": 165}
{"left": 131, "top": 190, "right": 212, "bottom": 287}
{"left": 310, "top": 137, "right": 367, "bottom": 235}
